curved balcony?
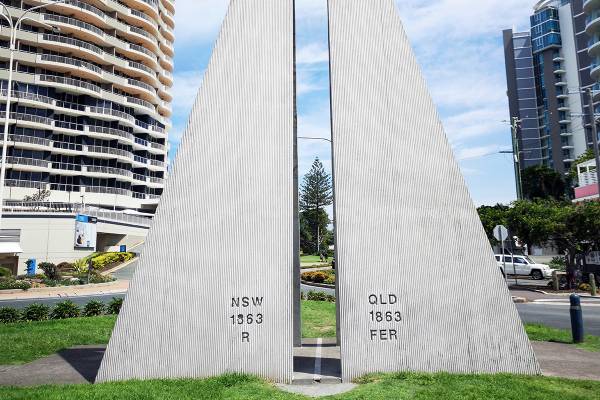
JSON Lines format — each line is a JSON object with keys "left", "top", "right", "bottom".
{"left": 39, "top": 74, "right": 101, "bottom": 95}
{"left": 584, "top": 0, "right": 600, "bottom": 13}
{"left": 88, "top": 106, "right": 136, "bottom": 124}
{"left": 157, "top": 100, "right": 172, "bottom": 117}
{"left": 40, "top": 33, "right": 104, "bottom": 60}
{"left": 0, "top": 134, "right": 52, "bottom": 150}
{"left": 128, "top": 8, "right": 159, "bottom": 34}
{"left": 586, "top": 11, "right": 600, "bottom": 36}
{"left": 158, "top": 85, "right": 173, "bottom": 101}
{"left": 160, "top": 5, "right": 175, "bottom": 29}
{"left": 87, "top": 145, "right": 134, "bottom": 161}
{"left": 50, "top": 0, "right": 106, "bottom": 28}
{"left": 85, "top": 186, "right": 133, "bottom": 197}
{"left": 159, "top": 68, "right": 173, "bottom": 86}
{"left": 87, "top": 125, "right": 134, "bottom": 144}
{"left": 121, "top": 0, "right": 159, "bottom": 22}
{"left": 0, "top": 111, "right": 53, "bottom": 129}
{"left": 86, "top": 165, "right": 133, "bottom": 179}
{"left": 161, "top": 0, "right": 175, "bottom": 15}
{"left": 43, "top": 13, "right": 106, "bottom": 45}
{"left": 159, "top": 53, "right": 174, "bottom": 72}
{"left": 5, "top": 179, "right": 48, "bottom": 190}
{"left": 589, "top": 36, "right": 600, "bottom": 57}
{"left": 160, "top": 22, "right": 175, "bottom": 42}
{"left": 592, "top": 63, "right": 600, "bottom": 81}
{"left": 126, "top": 95, "right": 156, "bottom": 113}
{"left": 6, "top": 156, "right": 52, "bottom": 171}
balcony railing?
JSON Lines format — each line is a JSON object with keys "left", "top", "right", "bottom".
{"left": 0, "top": 112, "right": 53, "bottom": 126}
{"left": 87, "top": 165, "right": 133, "bottom": 178}
{"left": 88, "top": 107, "right": 136, "bottom": 123}
{"left": 42, "top": 33, "right": 103, "bottom": 55}
{"left": 41, "top": 54, "right": 103, "bottom": 75}
{"left": 5, "top": 180, "right": 48, "bottom": 189}
{"left": 6, "top": 156, "right": 50, "bottom": 168}
{"left": 4, "top": 134, "right": 52, "bottom": 147}
{"left": 88, "top": 145, "right": 133, "bottom": 159}
{"left": 39, "top": 74, "right": 102, "bottom": 93}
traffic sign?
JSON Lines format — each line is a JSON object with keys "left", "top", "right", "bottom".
{"left": 493, "top": 225, "right": 509, "bottom": 242}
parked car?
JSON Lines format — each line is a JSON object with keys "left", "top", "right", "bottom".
{"left": 494, "top": 255, "right": 555, "bottom": 280}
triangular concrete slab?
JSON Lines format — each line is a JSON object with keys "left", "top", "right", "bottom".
{"left": 96, "top": 0, "right": 295, "bottom": 383}
{"left": 327, "top": 0, "right": 540, "bottom": 381}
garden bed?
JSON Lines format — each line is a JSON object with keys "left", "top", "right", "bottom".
{"left": 0, "top": 252, "right": 135, "bottom": 291}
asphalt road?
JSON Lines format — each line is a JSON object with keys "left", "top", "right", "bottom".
{"left": 516, "top": 302, "right": 600, "bottom": 336}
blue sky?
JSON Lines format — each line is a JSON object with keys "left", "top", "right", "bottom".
{"left": 171, "top": 0, "right": 535, "bottom": 206}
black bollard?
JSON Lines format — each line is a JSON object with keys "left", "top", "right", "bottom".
{"left": 569, "top": 294, "right": 584, "bottom": 344}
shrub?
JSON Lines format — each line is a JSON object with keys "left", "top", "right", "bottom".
{"left": 73, "top": 257, "right": 91, "bottom": 274}
{"left": 0, "top": 307, "right": 20, "bottom": 323}
{"left": 0, "top": 279, "right": 32, "bottom": 291}
{"left": 107, "top": 297, "right": 124, "bottom": 314}
{"left": 91, "top": 252, "right": 134, "bottom": 270}
{"left": 306, "top": 291, "right": 328, "bottom": 301}
{"left": 50, "top": 300, "right": 80, "bottom": 319}
{"left": 22, "top": 303, "right": 50, "bottom": 321}
{"left": 39, "top": 262, "right": 61, "bottom": 281}
{"left": 83, "top": 300, "right": 105, "bottom": 317}
{"left": 56, "top": 262, "right": 75, "bottom": 272}
{"left": 579, "top": 283, "right": 592, "bottom": 292}
{"left": 549, "top": 256, "right": 566, "bottom": 271}
{"left": 89, "top": 273, "right": 114, "bottom": 284}
{"left": 0, "top": 266, "right": 12, "bottom": 278}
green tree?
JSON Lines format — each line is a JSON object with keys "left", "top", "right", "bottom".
{"left": 477, "top": 204, "right": 509, "bottom": 245}
{"left": 300, "top": 158, "right": 333, "bottom": 255}
{"left": 521, "top": 166, "right": 567, "bottom": 201}
{"left": 505, "top": 200, "right": 557, "bottom": 253}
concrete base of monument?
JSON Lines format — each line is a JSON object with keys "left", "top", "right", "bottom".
{"left": 277, "top": 338, "right": 357, "bottom": 397}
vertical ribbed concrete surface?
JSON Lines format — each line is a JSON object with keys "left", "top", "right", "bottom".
{"left": 328, "top": 0, "right": 540, "bottom": 382}
{"left": 97, "top": 0, "right": 295, "bottom": 383}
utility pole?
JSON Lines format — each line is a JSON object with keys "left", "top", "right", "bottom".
{"left": 586, "top": 88, "right": 600, "bottom": 199}
{"left": 510, "top": 117, "right": 524, "bottom": 200}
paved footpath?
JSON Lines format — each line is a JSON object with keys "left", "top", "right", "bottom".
{"left": 0, "top": 280, "right": 129, "bottom": 301}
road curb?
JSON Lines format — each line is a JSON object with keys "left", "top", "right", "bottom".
{"left": 301, "top": 281, "right": 335, "bottom": 290}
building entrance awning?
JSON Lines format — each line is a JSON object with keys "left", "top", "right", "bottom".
{"left": 0, "top": 242, "right": 23, "bottom": 254}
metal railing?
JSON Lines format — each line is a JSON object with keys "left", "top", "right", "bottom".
{"left": 2, "top": 202, "right": 152, "bottom": 227}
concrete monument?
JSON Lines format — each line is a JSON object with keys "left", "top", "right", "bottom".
{"left": 328, "top": 0, "right": 540, "bottom": 381}
{"left": 96, "top": 0, "right": 295, "bottom": 383}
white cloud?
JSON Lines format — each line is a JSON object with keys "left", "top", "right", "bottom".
{"left": 171, "top": 70, "right": 204, "bottom": 117}
{"left": 297, "top": 43, "right": 329, "bottom": 64}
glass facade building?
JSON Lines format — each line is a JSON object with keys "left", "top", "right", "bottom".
{"left": 504, "top": 0, "right": 592, "bottom": 186}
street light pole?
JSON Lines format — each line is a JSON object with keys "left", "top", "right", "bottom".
{"left": 510, "top": 117, "right": 523, "bottom": 200}
{"left": 0, "top": 1, "right": 64, "bottom": 230}
{"left": 586, "top": 88, "right": 600, "bottom": 199}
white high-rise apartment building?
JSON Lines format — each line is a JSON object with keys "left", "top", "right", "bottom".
{"left": 0, "top": 0, "right": 173, "bottom": 212}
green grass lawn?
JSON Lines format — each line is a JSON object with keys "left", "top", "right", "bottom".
{"left": 0, "top": 316, "right": 116, "bottom": 365}
{"left": 525, "top": 323, "right": 600, "bottom": 352}
{"left": 1, "top": 373, "right": 599, "bottom": 400}
{"left": 2, "top": 303, "right": 600, "bottom": 366}
{"left": 0, "top": 301, "right": 334, "bottom": 365}
{"left": 301, "top": 300, "right": 336, "bottom": 338}
{"left": 300, "top": 255, "right": 332, "bottom": 264}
